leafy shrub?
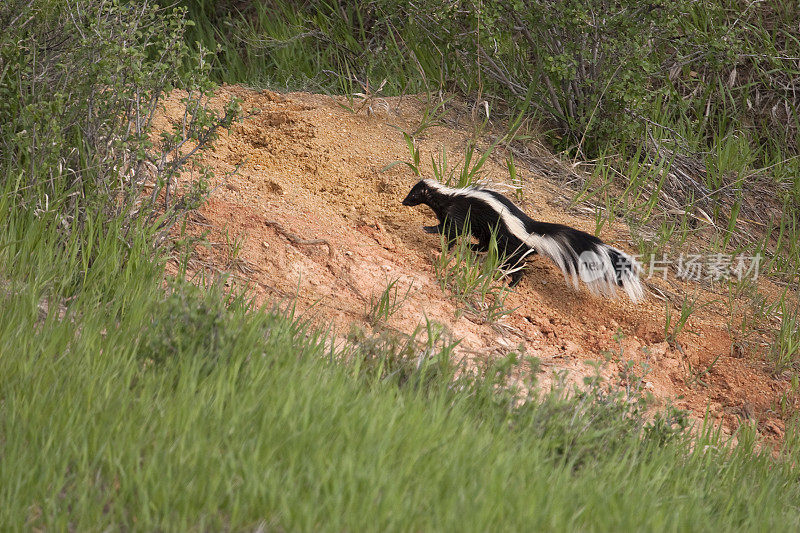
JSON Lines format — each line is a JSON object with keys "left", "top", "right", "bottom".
{"left": 186, "top": 0, "right": 800, "bottom": 167}
{"left": 138, "top": 283, "right": 240, "bottom": 370}
{"left": 0, "top": 0, "right": 240, "bottom": 246}
{"left": 346, "top": 319, "right": 460, "bottom": 392}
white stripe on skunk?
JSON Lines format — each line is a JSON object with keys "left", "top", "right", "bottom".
{"left": 402, "top": 179, "right": 644, "bottom": 302}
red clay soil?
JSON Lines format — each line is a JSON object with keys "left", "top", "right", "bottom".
{"left": 158, "top": 85, "right": 795, "bottom": 441}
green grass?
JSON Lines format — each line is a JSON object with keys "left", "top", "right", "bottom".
{"left": 7, "top": 208, "right": 800, "bottom": 530}
{"left": 664, "top": 293, "right": 705, "bottom": 348}
{"left": 180, "top": 0, "right": 431, "bottom": 96}
{"left": 773, "top": 298, "right": 800, "bottom": 373}
{"left": 431, "top": 214, "right": 516, "bottom": 323}
{"left": 366, "top": 277, "right": 412, "bottom": 326}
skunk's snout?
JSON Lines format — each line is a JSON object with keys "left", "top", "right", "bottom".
{"left": 401, "top": 190, "right": 418, "bottom": 206}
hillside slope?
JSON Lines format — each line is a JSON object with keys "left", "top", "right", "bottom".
{"left": 162, "top": 85, "right": 789, "bottom": 439}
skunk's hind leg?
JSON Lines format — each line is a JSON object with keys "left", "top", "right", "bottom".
{"left": 501, "top": 250, "right": 530, "bottom": 287}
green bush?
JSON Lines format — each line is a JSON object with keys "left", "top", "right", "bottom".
{"left": 183, "top": 0, "right": 799, "bottom": 162}
{"left": 0, "top": 0, "right": 240, "bottom": 248}
{"left": 139, "top": 282, "right": 252, "bottom": 371}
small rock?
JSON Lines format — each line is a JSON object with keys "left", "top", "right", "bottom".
{"left": 345, "top": 250, "right": 353, "bottom": 257}
{"left": 562, "top": 340, "right": 580, "bottom": 356}
{"left": 644, "top": 382, "right": 654, "bottom": 390}
{"left": 261, "top": 241, "right": 270, "bottom": 249}
{"left": 648, "top": 342, "right": 670, "bottom": 359}
{"left": 535, "top": 318, "right": 553, "bottom": 334}
{"left": 662, "top": 358, "right": 679, "bottom": 370}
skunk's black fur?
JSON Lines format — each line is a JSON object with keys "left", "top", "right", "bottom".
{"left": 402, "top": 179, "right": 644, "bottom": 301}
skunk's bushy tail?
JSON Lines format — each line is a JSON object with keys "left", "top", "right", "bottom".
{"left": 523, "top": 226, "right": 644, "bottom": 302}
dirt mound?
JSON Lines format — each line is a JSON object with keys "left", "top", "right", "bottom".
{"left": 162, "top": 85, "right": 792, "bottom": 441}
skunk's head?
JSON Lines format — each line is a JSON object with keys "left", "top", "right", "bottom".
{"left": 402, "top": 180, "right": 433, "bottom": 207}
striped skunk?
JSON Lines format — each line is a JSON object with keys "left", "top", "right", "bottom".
{"left": 402, "top": 179, "right": 644, "bottom": 302}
